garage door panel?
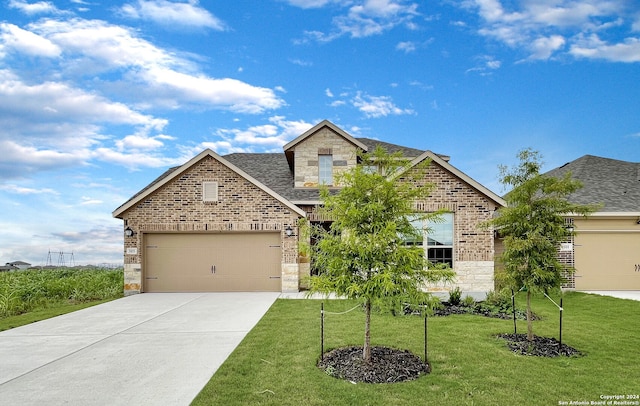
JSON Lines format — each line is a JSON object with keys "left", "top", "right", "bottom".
{"left": 574, "top": 233, "right": 640, "bottom": 290}
{"left": 144, "top": 233, "right": 282, "bottom": 292}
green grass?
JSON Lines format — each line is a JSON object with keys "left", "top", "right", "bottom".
{"left": 0, "top": 299, "right": 115, "bottom": 331}
{"left": 192, "top": 292, "right": 640, "bottom": 406}
{"left": 0, "top": 267, "right": 123, "bottom": 326}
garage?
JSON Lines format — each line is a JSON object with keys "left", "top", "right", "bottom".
{"left": 144, "top": 233, "right": 282, "bottom": 292}
{"left": 574, "top": 230, "right": 640, "bottom": 290}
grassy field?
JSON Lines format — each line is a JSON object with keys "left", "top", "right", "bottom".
{"left": 0, "top": 267, "right": 123, "bottom": 329}
{"left": 193, "top": 292, "right": 640, "bottom": 406}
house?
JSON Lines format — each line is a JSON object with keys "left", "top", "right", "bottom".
{"left": 113, "top": 120, "right": 505, "bottom": 297}
{"left": 0, "top": 264, "right": 17, "bottom": 272}
{"left": 4, "top": 261, "right": 31, "bottom": 270}
{"left": 544, "top": 155, "right": 640, "bottom": 291}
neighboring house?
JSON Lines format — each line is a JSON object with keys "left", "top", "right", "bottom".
{"left": 544, "top": 155, "right": 640, "bottom": 291}
{"left": 5, "top": 261, "right": 31, "bottom": 270}
{"left": 113, "top": 120, "right": 505, "bottom": 297}
{"left": 0, "top": 264, "right": 18, "bottom": 272}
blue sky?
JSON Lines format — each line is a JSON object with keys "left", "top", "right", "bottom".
{"left": 1, "top": 0, "right": 639, "bottom": 266}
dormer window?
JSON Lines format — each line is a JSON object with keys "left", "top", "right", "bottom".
{"left": 318, "top": 154, "right": 333, "bottom": 185}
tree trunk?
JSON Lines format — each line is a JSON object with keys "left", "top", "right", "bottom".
{"left": 526, "top": 290, "right": 533, "bottom": 341}
{"left": 363, "top": 298, "right": 371, "bottom": 362}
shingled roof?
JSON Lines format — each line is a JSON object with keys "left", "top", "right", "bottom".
{"left": 114, "top": 136, "right": 497, "bottom": 215}
{"left": 544, "top": 155, "right": 640, "bottom": 212}
{"left": 224, "top": 138, "right": 435, "bottom": 204}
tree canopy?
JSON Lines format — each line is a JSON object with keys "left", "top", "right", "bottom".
{"left": 303, "top": 147, "right": 454, "bottom": 361}
{"left": 488, "top": 148, "right": 598, "bottom": 340}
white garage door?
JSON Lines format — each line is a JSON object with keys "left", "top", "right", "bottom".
{"left": 144, "top": 233, "right": 282, "bottom": 292}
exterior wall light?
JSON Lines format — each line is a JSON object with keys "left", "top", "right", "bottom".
{"left": 124, "top": 226, "right": 136, "bottom": 237}
{"left": 285, "top": 225, "right": 294, "bottom": 237}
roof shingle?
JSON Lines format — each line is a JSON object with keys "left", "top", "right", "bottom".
{"left": 544, "top": 155, "right": 640, "bottom": 212}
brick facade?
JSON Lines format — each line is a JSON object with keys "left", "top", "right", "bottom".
{"left": 401, "top": 161, "right": 500, "bottom": 295}
{"left": 115, "top": 121, "right": 502, "bottom": 297}
{"left": 119, "top": 155, "right": 301, "bottom": 295}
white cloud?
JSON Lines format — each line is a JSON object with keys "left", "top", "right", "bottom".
{"left": 0, "top": 69, "right": 175, "bottom": 176}
{"left": 325, "top": 88, "right": 334, "bottom": 97}
{"left": 462, "top": 0, "right": 638, "bottom": 62}
{"left": 285, "top": 0, "right": 334, "bottom": 8}
{"left": 0, "top": 140, "right": 86, "bottom": 178}
{"left": 119, "top": 0, "right": 227, "bottom": 30}
{"left": 92, "top": 147, "right": 185, "bottom": 169}
{"left": 80, "top": 196, "right": 103, "bottom": 205}
{"left": 0, "top": 184, "right": 59, "bottom": 195}
{"left": 289, "top": 58, "right": 313, "bottom": 66}
{"left": 0, "top": 71, "right": 166, "bottom": 130}
{"left": 466, "top": 55, "right": 501, "bottom": 74}
{"left": 352, "top": 91, "right": 415, "bottom": 118}
{"left": 527, "top": 35, "right": 566, "bottom": 60}
{"left": 633, "top": 14, "right": 640, "bottom": 31}
{"left": 396, "top": 41, "right": 416, "bottom": 53}
{"left": 32, "top": 18, "right": 185, "bottom": 71}
{"left": 24, "top": 18, "right": 284, "bottom": 112}
{"left": 206, "top": 116, "right": 314, "bottom": 154}
{"left": 8, "top": 0, "right": 59, "bottom": 15}
{"left": 296, "top": 0, "right": 420, "bottom": 42}
{"left": 0, "top": 23, "right": 62, "bottom": 57}
{"left": 145, "top": 67, "right": 284, "bottom": 113}
{"left": 115, "top": 134, "right": 166, "bottom": 151}
{"left": 570, "top": 34, "right": 640, "bottom": 62}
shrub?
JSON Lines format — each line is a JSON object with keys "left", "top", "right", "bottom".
{"left": 448, "top": 287, "right": 462, "bottom": 305}
{"left": 462, "top": 295, "right": 475, "bottom": 308}
{"left": 476, "top": 289, "right": 514, "bottom": 315}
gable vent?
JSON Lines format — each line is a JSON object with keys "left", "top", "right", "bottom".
{"left": 202, "top": 181, "right": 219, "bottom": 202}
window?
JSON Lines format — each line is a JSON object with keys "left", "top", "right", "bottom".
{"left": 318, "top": 154, "right": 333, "bottom": 185}
{"left": 407, "top": 213, "right": 454, "bottom": 267}
{"left": 427, "top": 213, "right": 454, "bottom": 267}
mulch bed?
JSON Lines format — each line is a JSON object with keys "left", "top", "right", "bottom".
{"left": 431, "top": 302, "right": 539, "bottom": 320}
{"left": 498, "top": 333, "right": 582, "bottom": 357}
{"left": 318, "top": 346, "right": 430, "bottom": 384}
{"left": 317, "top": 304, "right": 580, "bottom": 384}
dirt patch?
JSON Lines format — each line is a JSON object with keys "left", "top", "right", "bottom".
{"left": 498, "top": 333, "right": 582, "bottom": 357}
{"left": 318, "top": 346, "right": 429, "bottom": 384}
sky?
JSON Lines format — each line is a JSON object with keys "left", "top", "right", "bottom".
{"left": 1, "top": 0, "right": 639, "bottom": 266}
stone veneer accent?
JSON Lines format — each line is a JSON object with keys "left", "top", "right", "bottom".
{"left": 292, "top": 127, "right": 358, "bottom": 188}
{"left": 430, "top": 261, "right": 494, "bottom": 299}
{"left": 119, "top": 155, "right": 302, "bottom": 295}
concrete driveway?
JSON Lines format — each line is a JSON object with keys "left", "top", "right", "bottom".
{"left": 0, "top": 292, "right": 279, "bottom": 405}
{"left": 582, "top": 291, "right": 640, "bottom": 301}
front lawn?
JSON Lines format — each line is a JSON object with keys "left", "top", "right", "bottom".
{"left": 192, "top": 292, "right": 640, "bottom": 406}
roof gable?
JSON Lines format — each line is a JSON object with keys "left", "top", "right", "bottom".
{"left": 408, "top": 151, "right": 506, "bottom": 207}
{"left": 112, "top": 149, "right": 306, "bottom": 218}
{"left": 283, "top": 120, "right": 368, "bottom": 152}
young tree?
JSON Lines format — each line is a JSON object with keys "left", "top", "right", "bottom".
{"left": 304, "top": 147, "right": 454, "bottom": 362}
{"left": 489, "top": 149, "right": 597, "bottom": 341}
